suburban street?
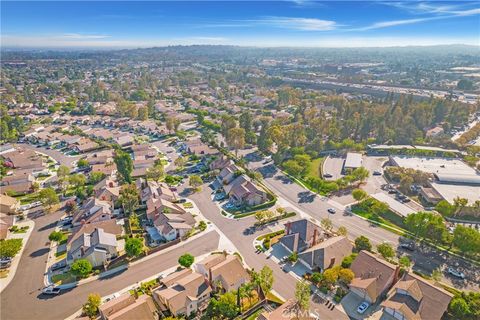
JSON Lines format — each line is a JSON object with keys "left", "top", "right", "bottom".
{"left": 188, "top": 187, "right": 349, "bottom": 319}
{"left": 246, "top": 154, "right": 480, "bottom": 291}
{"left": 0, "top": 208, "right": 220, "bottom": 320}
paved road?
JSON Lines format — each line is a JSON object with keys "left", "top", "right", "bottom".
{"left": 0, "top": 207, "right": 220, "bottom": 320}
{"left": 17, "top": 143, "right": 80, "bottom": 168}
{"left": 248, "top": 158, "right": 480, "bottom": 291}
{"left": 188, "top": 187, "right": 348, "bottom": 319}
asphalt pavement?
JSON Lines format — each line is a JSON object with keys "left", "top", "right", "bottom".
{"left": 247, "top": 156, "right": 479, "bottom": 291}
{"left": 0, "top": 207, "right": 220, "bottom": 320}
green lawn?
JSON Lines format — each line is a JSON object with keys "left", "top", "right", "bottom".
{"left": 17, "top": 193, "right": 40, "bottom": 205}
{"left": 266, "top": 291, "right": 285, "bottom": 304}
{"left": 306, "top": 157, "right": 324, "bottom": 179}
{"left": 55, "top": 251, "right": 67, "bottom": 260}
{"left": 51, "top": 272, "right": 76, "bottom": 285}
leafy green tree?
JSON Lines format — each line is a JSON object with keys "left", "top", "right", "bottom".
{"left": 453, "top": 225, "right": 480, "bottom": 256}
{"left": 399, "top": 256, "right": 411, "bottom": 269}
{"left": 321, "top": 218, "right": 333, "bottom": 231}
{"left": 0, "top": 238, "right": 22, "bottom": 257}
{"left": 205, "top": 291, "right": 239, "bottom": 319}
{"left": 125, "top": 237, "right": 144, "bottom": 258}
{"left": 405, "top": 212, "right": 449, "bottom": 244}
{"left": 226, "top": 127, "right": 246, "bottom": 157}
{"left": 341, "top": 253, "right": 358, "bottom": 268}
{"left": 114, "top": 150, "right": 133, "bottom": 184}
{"left": 178, "top": 253, "right": 194, "bottom": 268}
{"left": 71, "top": 259, "right": 93, "bottom": 278}
{"left": 146, "top": 163, "right": 165, "bottom": 183}
{"left": 83, "top": 293, "right": 101, "bottom": 319}
{"left": 338, "top": 268, "right": 354, "bottom": 285}
{"left": 377, "top": 243, "right": 395, "bottom": 259}
{"left": 311, "top": 272, "right": 324, "bottom": 286}
{"left": 88, "top": 172, "right": 106, "bottom": 185}
{"left": 255, "top": 266, "right": 274, "bottom": 295}
{"left": 57, "top": 165, "right": 70, "bottom": 194}
{"left": 435, "top": 200, "right": 455, "bottom": 217}
{"left": 294, "top": 280, "right": 311, "bottom": 317}
{"left": 48, "top": 231, "right": 64, "bottom": 242}
{"left": 449, "top": 297, "right": 471, "bottom": 319}
{"left": 354, "top": 236, "right": 372, "bottom": 252}
{"left": 337, "top": 226, "right": 348, "bottom": 236}
{"left": 118, "top": 184, "right": 139, "bottom": 216}
{"left": 352, "top": 189, "right": 367, "bottom": 201}
{"left": 283, "top": 159, "right": 303, "bottom": 177}
{"left": 288, "top": 251, "right": 298, "bottom": 263}
{"left": 77, "top": 159, "right": 89, "bottom": 168}
{"left": 189, "top": 175, "right": 203, "bottom": 192}
{"left": 323, "top": 268, "right": 339, "bottom": 287}
{"left": 38, "top": 187, "right": 60, "bottom": 212}
{"left": 69, "top": 174, "right": 86, "bottom": 192}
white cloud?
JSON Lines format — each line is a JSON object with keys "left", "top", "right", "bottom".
{"left": 258, "top": 16, "right": 338, "bottom": 31}
{"left": 357, "top": 4, "right": 480, "bottom": 31}
{"left": 60, "top": 33, "right": 110, "bottom": 40}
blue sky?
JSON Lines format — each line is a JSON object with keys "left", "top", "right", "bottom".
{"left": 2, "top": 1, "right": 479, "bottom": 48}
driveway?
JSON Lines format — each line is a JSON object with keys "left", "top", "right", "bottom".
{"left": 323, "top": 156, "right": 344, "bottom": 180}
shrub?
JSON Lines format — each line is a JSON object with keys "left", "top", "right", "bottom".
{"left": 0, "top": 239, "right": 22, "bottom": 258}
{"left": 49, "top": 231, "right": 64, "bottom": 242}
{"left": 178, "top": 253, "right": 194, "bottom": 268}
{"left": 71, "top": 259, "right": 93, "bottom": 278}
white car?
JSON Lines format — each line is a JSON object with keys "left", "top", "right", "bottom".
{"left": 447, "top": 268, "right": 465, "bottom": 279}
{"left": 42, "top": 286, "right": 61, "bottom": 295}
{"left": 357, "top": 301, "right": 369, "bottom": 314}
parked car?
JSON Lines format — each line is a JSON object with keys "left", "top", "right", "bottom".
{"left": 373, "top": 170, "right": 382, "bottom": 176}
{"left": 0, "top": 257, "right": 12, "bottom": 269}
{"left": 169, "top": 187, "right": 177, "bottom": 192}
{"left": 447, "top": 268, "right": 465, "bottom": 279}
{"left": 42, "top": 286, "right": 61, "bottom": 295}
{"left": 357, "top": 302, "right": 369, "bottom": 314}
{"left": 50, "top": 260, "right": 67, "bottom": 272}
{"left": 399, "top": 242, "right": 415, "bottom": 251}
{"left": 327, "top": 208, "right": 336, "bottom": 214}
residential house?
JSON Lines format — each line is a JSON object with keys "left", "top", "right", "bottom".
{"left": 0, "top": 194, "right": 20, "bottom": 214}
{"left": 136, "top": 179, "right": 176, "bottom": 204}
{"left": 280, "top": 219, "right": 353, "bottom": 271}
{"left": 153, "top": 268, "right": 212, "bottom": 317}
{"left": 224, "top": 175, "right": 268, "bottom": 206}
{"left": 99, "top": 293, "right": 158, "bottom": 320}
{"left": 68, "top": 219, "right": 123, "bottom": 247}
{"left": 113, "top": 134, "right": 134, "bottom": 148}
{"left": 0, "top": 170, "right": 35, "bottom": 195}
{"left": 381, "top": 273, "right": 453, "bottom": 320}
{"left": 349, "top": 251, "right": 399, "bottom": 303}
{"left": 217, "top": 164, "right": 240, "bottom": 186}
{"left": 72, "top": 197, "right": 112, "bottom": 226}
{"left": 195, "top": 253, "right": 250, "bottom": 292}
{"left": 2, "top": 149, "right": 44, "bottom": 172}
{"left": 0, "top": 213, "right": 14, "bottom": 240}
{"left": 209, "top": 156, "right": 233, "bottom": 171}
{"left": 68, "top": 227, "right": 119, "bottom": 267}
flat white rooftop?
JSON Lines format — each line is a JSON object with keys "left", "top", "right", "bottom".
{"left": 431, "top": 183, "right": 480, "bottom": 205}
{"left": 344, "top": 152, "right": 363, "bottom": 169}
{"left": 371, "top": 193, "right": 416, "bottom": 217}
{"left": 391, "top": 156, "right": 477, "bottom": 176}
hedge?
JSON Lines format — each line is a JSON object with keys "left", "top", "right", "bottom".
{"left": 255, "top": 211, "right": 296, "bottom": 226}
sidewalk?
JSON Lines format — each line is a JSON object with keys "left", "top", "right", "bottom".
{"left": 0, "top": 219, "right": 35, "bottom": 293}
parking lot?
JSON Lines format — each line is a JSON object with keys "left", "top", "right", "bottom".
{"left": 341, "top": 292, "right": 375, "bottom": 320}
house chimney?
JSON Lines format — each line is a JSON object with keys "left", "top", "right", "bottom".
{"left": 312, "top": 229, "right": 318, "bottom": 246}
{"left": 392, "top": 265, "right": 401, "bottom": 286}
{"left": 286, "top": 222, "right": 291, "bottom": 235}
